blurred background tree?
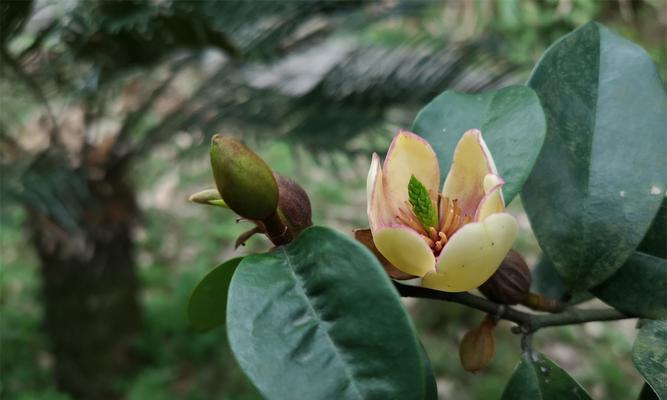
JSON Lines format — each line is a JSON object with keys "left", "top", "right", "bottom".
{"left": 1, "top": 0, "right": 665, "bottom": 399}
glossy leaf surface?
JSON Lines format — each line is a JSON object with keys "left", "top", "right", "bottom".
{"left": 523, "top": 22, "right": 667, "bottom": 291}
{"left": 412, "top": 85, "right": 546, "bottom": 203}
{"left": 592, "top": 198, "right": 666, "bottom": 317}
{"left": 639, "top": 384, "right": 659, "bottom": 400}
{"left": 638, "top": 200, "right": 666, "bottom": 259}
{"left": 421, "top": 343, "right": 438, "bottom": 400}
{"left": 531, "top": 257, "right": 592, "bottom": 305}
{"left": 501, "top": 352, "right": 591, "bottom": 400}
{"left": 187, "top": 257, "right": 242, "bottom": 332}
{"left": 227, "top": 226, "right": 426, "bottom": 400}
{"left": 592, "top": 252, "right": 667, "bottom": 318}
{"left": 633, "top": 320, "right": 667, "bottom": 399}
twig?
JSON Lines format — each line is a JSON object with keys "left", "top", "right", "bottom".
{"left": 520, "top": 332, "right": 534, "bottom": 355}
{"left": 393, "top": 282, "right": 633, "bottom": 333}
{"left": 524, "top": 307, "right": 631, "bottom": 332}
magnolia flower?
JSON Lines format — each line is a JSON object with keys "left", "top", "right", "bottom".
{"left": 365, "top": 129, "right": 518, "bottom": 292}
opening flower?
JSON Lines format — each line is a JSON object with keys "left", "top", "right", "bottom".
{"left": 365, "top": 129, "right": 518, "bottom": 292}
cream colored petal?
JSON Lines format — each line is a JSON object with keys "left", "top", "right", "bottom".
{"left": 474, "top": 174, "right": 506, "bottom": 222}
{"left": 383, "top": 130, "right": 440, "bottom": 214}
{"left": 441, "top": 129, "right": 498, "bottom": 221}
{"left": 422, "top": 213, "right": 517, "bottom": 292}
{"left": 354, "top": 229, "right": 416, "bottom": 280}
{"left": 373, "top": 226, "right": 435, "bottom": 277}
{"left": 367, "top": 153, "right": 392, "bottom": 232}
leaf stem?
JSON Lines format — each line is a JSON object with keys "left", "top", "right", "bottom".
{"left": 393, "top": 282, "right": 633, "bottom": 333}
{"left": 261, "top": 211, "right": 292, "bottom": 246}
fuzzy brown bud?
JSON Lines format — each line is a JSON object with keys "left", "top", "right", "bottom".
{"left": 478, "top": 249, "right": 532, "bottom": 305}
{"left": 459, "top": 316, "right": 496, "bottom": 373}
{"left": 275, "top": 174, "right": 313, "bottom": 237}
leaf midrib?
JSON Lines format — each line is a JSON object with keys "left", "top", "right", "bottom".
{"left": 281, "top": 247, "right": 365, "bottom": 400}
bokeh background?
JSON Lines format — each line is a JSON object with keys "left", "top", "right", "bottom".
{"left": 1, "top": 1, "right": 666, "bottom": 399}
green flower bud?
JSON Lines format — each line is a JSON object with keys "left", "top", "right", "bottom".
{"left": 275, "top": 174, "right": 313, "bottom": 236}
{"left": 210, "top": 135, "right": 279, "bottom": 220}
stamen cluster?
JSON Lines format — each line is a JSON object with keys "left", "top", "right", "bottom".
{"left": 397, "top": 196, "right": 471, "bottom": 256}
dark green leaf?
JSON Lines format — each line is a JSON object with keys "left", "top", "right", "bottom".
{"left": 633, "top": 320, "right": 667, "bottom": 399}
{"left": 591, "top": 198, "right": 666, "bottom": 318}
{"left": 523, "top": 22, "right": 667, "bottom": 291}
{"left": 638, "top": 199, "right": 666, "bottom": 259}
{"left": 420, "top": 343, "right": 438, "bottom": 400}
{"left": 187, "top": 257, "right": 243, "bottom": 332}
{"left": 501, "top": 352, "right": 591, "bottom": 400}
{"left": 409, "top": 175, "right": 438, "bottom": 229}
{"left": 532, "top": 257, "right": 592, "bottom": 305}
{"left": 592, "top": 252, "right": 667, "bottom": 319}
{"left": 412, "top": 85, "right": 546, "bottom": 203}
{"left": 227, "top": 226, "right": 426, "bottom": 400}
{"left": 639, "top": 384, "right": 659, "bottom": 400}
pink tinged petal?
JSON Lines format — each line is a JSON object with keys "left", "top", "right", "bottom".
{"left": 441, "top": 129, "right": 498, "bottom": 221}
{"left": 372, "top": 226, "right": 436, "bottom": 277}
{"left": 383, "top": 130, "right": 440, "bottom": 215}
{"left": 474, "top": 174, "right": 506, "bottom": 222}
{"left": 367, "top": 153, "right": 392, "bottom": 232}
{"left": 422, "top": 213, "right": 518, "bottom": 292}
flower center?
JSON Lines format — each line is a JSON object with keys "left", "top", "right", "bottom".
{"left": 395, "top": 196, "right": 471, "bottom": 256}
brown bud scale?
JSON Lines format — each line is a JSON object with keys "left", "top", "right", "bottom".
{"left": 459, "top": 316, "right": 496, "bottom": 373}
{"left": 275, "top": 174, "right": 313, "bottom": 237}
{"left": 479, "top": 249, "right": 531, "bottom": 305}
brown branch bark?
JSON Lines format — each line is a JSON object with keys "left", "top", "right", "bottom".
{"left": 393, "top": 282, "right": 633, "bottom": 333}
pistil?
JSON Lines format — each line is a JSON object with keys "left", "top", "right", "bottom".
{"left": 397, "top": 195, "right": 471, "bottom": 257}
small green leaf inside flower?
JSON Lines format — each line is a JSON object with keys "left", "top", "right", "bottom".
{"left": 408, "top": 175, "right": 438, "bottom": 230}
